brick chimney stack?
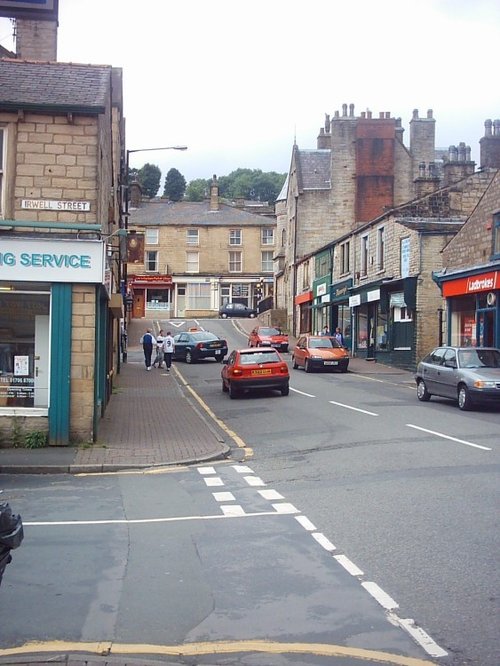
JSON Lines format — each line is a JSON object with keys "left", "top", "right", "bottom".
{"left": 15, "top": 19, "right": 57, "bottom": 60}
{"left": 480, "top": 119, "right": 500, "bottom": 168}
{"left": 209, "top": 174, "right": 220, "bottom": 211}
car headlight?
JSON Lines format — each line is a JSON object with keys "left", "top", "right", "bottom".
{"left": 473, "top": 380, "right": 498, "bottom": 389}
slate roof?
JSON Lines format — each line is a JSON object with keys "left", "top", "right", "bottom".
{"left": 296, "top": 149, "right": 331, "bottom": 191}
{"left": 129, "top": 200, "right": 275, "bottom": 227}
{"left": 0, "top": 59, "right": 111, "bottom": 113}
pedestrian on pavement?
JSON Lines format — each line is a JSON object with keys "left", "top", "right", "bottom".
{"left": 140, "top": 328, "right": 156, "bottom": 370}
{"left": 334, "top": 326, "right": 345, "bottom": 346}
{"left": 162, "top": 331, "right": 175, "bottom": 372}
{"left": 321, "top": 325, "right": 330, "bottom": 336}
{"left": 153, "top": 329, "right": 165, "bottom": 368}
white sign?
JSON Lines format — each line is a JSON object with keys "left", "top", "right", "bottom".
{"left": 349, "top": 294, "right": 361, "bottom": 307}
{"left": 316, "top": 283, "right": 327, "bottom": 297}
{"left": 367, "top": 289, "right": 380, "bottom": 302}
{"left": 401, "top": 237, "right": 410, "bottom": 278}
{"left": 21, "top": 199, "right": 91, "bottom": 212}
{"left": 0, "top": 237, "right": 105, "bottom": 284}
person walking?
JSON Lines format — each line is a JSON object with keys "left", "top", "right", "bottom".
{"left": 321, "top": 325, "right": 330, "bottom": 336}
{"left": 162, "top": 331, "right": 175, "bottom": 372}
{"left": 140, "top": 328, "right": 156, "bottom": 370}
{"left": 153, "top": 329, "right": 165, "bottom": 368}
{"left": 334, "top": 326, "right": 345, "bottom": 346}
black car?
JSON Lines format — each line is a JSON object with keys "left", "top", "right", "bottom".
{"left": 219, "top": 302, "right": 257, "bottom": 318}
{"left": 173, "top": 331, "right": 228, "bottom": 363}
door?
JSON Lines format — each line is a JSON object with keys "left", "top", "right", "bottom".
{"left": 34, "top": 314, "right": 50, "bottom": 407}
{"left": 132, "top": 290, "right": 145, "bottom": 318}
{"left": 477, "top": 309, "right": 495, "bottom": 347}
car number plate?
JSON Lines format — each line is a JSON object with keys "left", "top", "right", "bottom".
{"left": 215, "top": 349, "right": 221, "bottom": 355}
{"left": 324, "top": 361, "right": 338, "bottom": 365}
{"left": 251, "top": 368, "right": 272, "bottom": 375}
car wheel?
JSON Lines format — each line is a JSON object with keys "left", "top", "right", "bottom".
{"left": 292, "top": 356, "right": 298, "bottom": 369}
{"left": 229, "top": 382, "right": 239, "bottom": 399}
{"left": 216, "top": 355, "right": 224, "bottom": 363}
{"left": 221, "top": 313, "right": 228, "bottom": 319}
{"left": 458, "top": 384, "right": 472, "bottom": 410}
{"left": 416, "top": 378, "right": 431, "bottom": 401}
{"left": 340, "top": 365, "right": 348, "bottom": 373}
{"left": 185, "top": 349, "right": 193, "bottom": 364}
{"left": 281, "top": 384, "right": 289, "bottom": 396}
{"left": 305, "top": 359, "right": 312, "bottom": 373}
{"left": 283, "top": 347, "right": 289, "bottom": 353}
{"left": 222, "top": 379, "right": 228, "bottom": 393}
{"left": 249, "top": 313, "right": 256, "bottom": 318}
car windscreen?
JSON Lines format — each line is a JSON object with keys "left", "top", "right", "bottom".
{"left": 240, "top": 351, "right": 281, "bottom": 365}
{"left": 458, "top": 349, "right": 500, "bottom": 368}
{"left": 308, "top": 337, "right": 341, "bottom": 349}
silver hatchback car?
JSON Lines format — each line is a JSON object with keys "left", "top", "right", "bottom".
{"left": 415, "top": 346, "right": 500, "bottom": 410}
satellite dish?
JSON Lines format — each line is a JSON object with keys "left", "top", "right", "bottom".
{"left": 486, "top": 292, "right": 496, "bottom": 306}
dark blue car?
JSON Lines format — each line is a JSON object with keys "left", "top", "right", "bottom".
{"left": 173, "top": 331, "right": 228, "bottom": 363}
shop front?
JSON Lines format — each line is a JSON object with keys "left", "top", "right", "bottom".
{"left": 439, "top": 268, "right": 499, "bottom": 348}
{"left": 0, "top": 235, "right": 106, "bottom": 445}
{"left": 294, "top": 290, "right": 313, "bottom": 335}
{"left": 127, "top": 274, "right": 173, "bottom": 318}
{"left": 312, "top": 276, "right": 332, "bottom": 334}
{"left": 330, "top": 279, "right": 353, "bottom": 349}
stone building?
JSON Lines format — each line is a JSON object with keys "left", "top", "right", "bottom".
{"left": 434, "top": 121, "right": 500, "bottom": 349}
{"left": 126, "top": 177, "right": 276, "bottom": 319}
{"left": 0, "top": 39, "right": 124, "bottom": 444}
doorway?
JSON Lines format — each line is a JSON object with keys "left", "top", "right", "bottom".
{"left": 477, "top": 308, "right": 495, "bottom": 347}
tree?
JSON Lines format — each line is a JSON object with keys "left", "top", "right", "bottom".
{"left": 163, "top": 168, "right": 187, "bottom": 201}
{"left": 217, "top": 169, "right": 286, "bottom": 202}
{"left": 185, "top": 178, "right": 209, "bottom": 202}
{"left": 137, "top": 163, "right": 161, "bottom": 198}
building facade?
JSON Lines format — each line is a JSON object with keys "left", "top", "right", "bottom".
{"left": 126, "top": 178, "right": 276, "bottom": 319}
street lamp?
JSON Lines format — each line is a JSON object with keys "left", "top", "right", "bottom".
{"left": 120, "top": 144, "right": 188, "bottom": 362}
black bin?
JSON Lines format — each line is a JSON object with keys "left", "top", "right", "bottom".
{"left": 0, "top": 503, "right": 24, "bottom": 586}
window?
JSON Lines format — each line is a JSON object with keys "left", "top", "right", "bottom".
{"left": 377, "top": 226, "right": 385, "bottom": 270}
{"left": 145, "top": 229, "right": 159, "bottom": 245}
{"left": 493, "top": 213, "right": 500, "bottom": 258}
{"left": 262, "top": 228, "right": 274, "bottom": 245}
{"left": 261, "top": 251, "right": 273, "bottom": 272}
{"left": 0, "top": 127, "right": 4, "bottom": 217}
{"left": 145, "top": 251, "right": 158, "bottom": 272}
{"left": 186, "top": 229, "right": 199, "bottom": 245}
{"left": 187, "top": 283, "right": 210, "bottom": 309}
{"left": 393, "top": 306, "right": 412, "bottom": 322}
{"left": 360, "top": 235, "right": 368, "bottom": 276}
{"left": 229, "top": 251, "right": 242, "bottom": 272}
{"left": 340, "top": 241, "right": 350, "bottom": 274}
{"left": 186, "top": 251, "right": 199, "bottom": 273}
{"left": 281, "top": 228, "right": 286, "bottom": 247}
{"left": 229, "top": 229, "right": 242, "bottom": 245}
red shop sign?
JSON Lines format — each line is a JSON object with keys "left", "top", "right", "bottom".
{"left": 442, "top": 271, "right": 499, "bottom": 297}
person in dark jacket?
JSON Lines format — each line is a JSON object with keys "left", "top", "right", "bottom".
{"left": 140, "top": 328, "right": 156, "bottom": 370}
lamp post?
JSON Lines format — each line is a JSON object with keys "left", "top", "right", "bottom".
{"left": 120, "top": 144, "right": 187, "bottom": 362}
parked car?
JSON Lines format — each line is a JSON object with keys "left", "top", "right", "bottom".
{"left": 292, "top": 335, "right": 349, "bottom": 373}
{"left": 173, "top": 330, "right": 228, "bottom": 363}
{"left": 415, "top": 346, "right": 500, "bottom": 410}
{"left": 219, "top": 302, "right": 257, "bottom": 318}
{"left": 247, "top": 326, "right": 289, "bottom": 352}
{"left": 221, "top": 347, "right": 290, "bottom": 398}
{"left": 0, "top": 503, "right": 24, "bottom": 587}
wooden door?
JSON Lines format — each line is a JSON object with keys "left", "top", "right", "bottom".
{"left": 132, "top": 290, "right": 145, "bottom": 318}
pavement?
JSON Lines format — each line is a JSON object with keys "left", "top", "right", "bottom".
{"left": 0, "top": 317, "right": 415, "bottom": 474}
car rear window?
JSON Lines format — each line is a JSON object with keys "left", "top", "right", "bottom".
{"left": 240, "top": 351, "right": 281, "bottom": 365}
{"left": 192, "top": 332, "right": 218, "bottom": 341}
{"left": 260, "top": 327, "right": 281, "bottom": 336}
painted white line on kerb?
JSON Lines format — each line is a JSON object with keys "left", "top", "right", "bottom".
{"left": 393, "top": 615, "right": 448, "bottom": 658}
{"left": 406, "top": 423, "right": 492, "bottom": 451}
{"left": 362, "top": 581, "right": 398, "bottom": 610}
{"left": 221, "top": 505, "right": 246, "bottom": 517}
{"left": 232, "top": 465, "right": 254, "bottom": 474}
{"left": 312, "top": 532, "right": 336, "bottom": 552}
{"left": 243, "top": 476, "right": 265, "bottom": 487}
{"left": 290, "top": 387, "right": 316, "bottom": 397}
{"left": 329, "top": 401, "right": 379, "bottom": 416}
{"left": 272, "top": 503, "right": 299, "bottom": 514}
{"left": 295, "top": 515, "right": 316, "bottom": 531}
{"left": 258, "top": 489, "right": 284, "bottom": 500}
{"left": 212, "top": 492, "right": 235, "bottom": 502}
{"left": 204, "top": 477, "right": 224, "bottom": 487}
{"left": 198, "top": 466, "right": 216, "bottom": 475}
{"left": 334, "top": 554, "right": 364, "bottom": 577}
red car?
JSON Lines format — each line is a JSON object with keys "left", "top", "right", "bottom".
{"left": 247, "top": 326, "right": 289, "bottom": 352}
{"left": 221, "top": 347, "right": 290, "bottom": 399}
{"left": 292, "top": 335, "right": 349, "bottom": 373}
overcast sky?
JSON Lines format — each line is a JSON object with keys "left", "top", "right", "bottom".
{"left": 1, "top": 0, "right": 499, "bottom": 184}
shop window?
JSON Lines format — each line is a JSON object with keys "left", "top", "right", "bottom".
{"left": 186, "top": 251, "right": 199, "bottom": 273}
{"left": 375, "top": 310, "right": 388, "bottom": 350}
{"left": 262, "top": 228, "right": 274, "bottom": 245}
{"left": 229, "top": 229, "right": 242, "bottom": 245}
{"left": 145, "top": 251, "right": 158, "bottom": 272}
{"left": 145, "top": 228, "right": 159, "bottom": 245}
{"left": 493, "top": 213, "right": 500, "bottom": 259}
{"left": 229, "top": 251, "right": 242, "bottom": 273}
{"left": 146, "top": 289, "right": 170, "bottom": 310}
{"left": 261, "top": 251, "right": 273, "bottom": 272}
{"left": 0, "top": 289, "right": 50, "bottom": 408}
{"left": 187, "top": 283, "right": 210, "bottom": 309}
{"left": 186, "top": 229, "right": 199, "bottom": 245}
{"left": 357, "top": 310, "right": 368, "bottom": 348}
{"left": 450, "top": 296, "right": 476, "bottom": 346}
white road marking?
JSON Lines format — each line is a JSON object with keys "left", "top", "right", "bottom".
{"left": 212, "top": 492, "right": 235, "bottom": 502}
{"left": 168, "top": 321, "right": 184, "bottom": 328}
{"left": 362, "top": 582, "right": 398, "bottom": 610}
{"left": 272, "top": 503, "right": 299, "bottom": 514}
{"left": 290, "top": 387, "right": 315, "bottom": 397}
{"left": 258, "top": 489, "right": 284, "bottom": 500}
{"left": 312, "top": 532, "right": 336, "bottom": 552}
{"left": 329, "top": 401, "right": 379, "bottom": 416}
{"left": 220, "top": 505, "right": 246, "bottom": 516}
{"left": 243, "top": 475, "right": 265, "bottom": 487}
{"left": 406, "top": 423, "right": 492, "bottom": 451}
{"left": 393, "top": 615, "right": 448, "bottom": 658}
{"left": 295, "top": 515, "right": 317, "bottom": 531}
{"left": 334, "top": 554, "right": 364, "bottom": 577}
{"left": 198, "top": 466, "right": 216, "bottom": 475}
{"left": 204, "top": 477, "right": 224, "bottom": 486}
{"left": 232, "top": 465, "right": 254, "bottom": 473}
